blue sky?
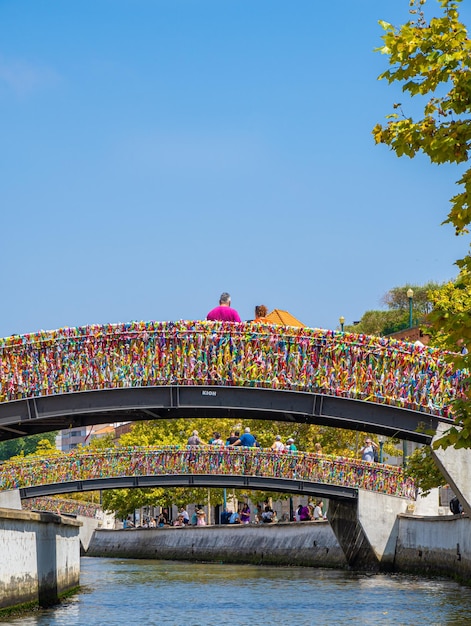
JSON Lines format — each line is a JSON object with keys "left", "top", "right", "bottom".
{"left": 1, "top": 0, "right": 471, "bottom": 337}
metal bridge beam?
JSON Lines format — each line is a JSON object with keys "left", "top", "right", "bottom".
{"left": 0, "top": 385, "right": 448, "bottom": 443}
{"left": 18, "top": 475, "right": 358, "bottom": 501}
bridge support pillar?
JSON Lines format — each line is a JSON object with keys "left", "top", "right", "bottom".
{"left": 432, "top": 423, "right": 471, "bottom": 516}
{"left": 0, "top": 489, "right": 21, "bottom": 510}
{"left": 328, "top": 491, "right": 408, "bottom": 570}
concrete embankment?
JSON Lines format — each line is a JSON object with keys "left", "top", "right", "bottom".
{"left": 88, "top": 515, "right": 471, "bottom": 582}
{"left": 0, "top": 507, "right": 81, "bottom": 612}
{"left": 87, "top": 521, "right": 347, "bottom": 567}
{"left": 395, "top": 513, "right": 471, "bottom": 582}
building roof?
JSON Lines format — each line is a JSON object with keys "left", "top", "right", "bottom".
{"left": 266, "top": 309, "right": 304, "bottom": 327}
{"left": 386, "top": 326, "right": 430, "bottom": 345}
{"left": 90, "top": 424, "right": 116, "bottom": 437}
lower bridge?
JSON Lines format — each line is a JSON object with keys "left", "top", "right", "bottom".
{"left": 0, "top": 447, "right": 415, "bottom": 502}
{"left": 0, "top": 447, "right": 415, "bottom": 569}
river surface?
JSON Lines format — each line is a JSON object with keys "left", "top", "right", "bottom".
{"left": 3, "top": 557, "right": 471, "bottom": 625}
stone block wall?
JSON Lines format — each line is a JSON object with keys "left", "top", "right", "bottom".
{"left": 0, "top": 507, "right": 81, "bottom": 611}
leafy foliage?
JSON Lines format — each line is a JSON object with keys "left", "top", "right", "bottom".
{"left": 405, "top": 444, "right": 446, "bottom": 495}
{"left": 345, "top": 281, "right": 444, "bottom": 335}
{"left": 381, "top": 283, "right": 442, "bottom": 316}
{"left": 426, "top": 272, "right": 471, "bottom": 449}
{"left": 346, "top": 309, "right": 408, "bottom": 336}
{"left": 0, "top": 432, "right": 57, "bottom": 462}
{"left": 427, "top": 273, "right": 471, "bottom": 351}
{"left": 375, "top": 0, "right": 471, "bottom": 450}
{"left": 102, "top": 487, "right": 167, "bottom": 519}
{"left": 374, "top": 0, "right": 471, "bottom": 238}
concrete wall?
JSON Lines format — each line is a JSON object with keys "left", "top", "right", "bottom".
{"left": 395, "top": 513, "right": 471, "bottom": 580}
{"left": 432, "top": 423, "right": 471, "bottom": 517}
{"left": 357, "top": 490, "right": 409, "bottom": 567}
{"left": 0, "top": 489, "right": 21, "bottom": 510}
{"left": 87, "top": 513, "right": 471, "bottom": 583}
{"left": 76, "top": 515, "right": 104, "bottom": 553}
{"left": 327, "top": 492, "right": 408, "bottom": 570}
{"left": 0, "top": 507, "right": 81, "bottom": 611}
{"left": 327, "top": 498, "right": 377, "bottom": 569}
{"left": 87, "top": 521, "right": 347, "bottom": 568}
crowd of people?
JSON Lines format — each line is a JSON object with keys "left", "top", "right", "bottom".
{"left": 0, "top": 294, "right": 462, "bottom": 419}
{"left": 126, "top": 505, "right": 207, "bottom": 528}
{"left": 127, "top": 498, "right": 328, "bottom": 528}
{"left": 187, "top": 427, "right": 299, "bottom": 452}
{"left": 295, "top": 500, "right": 326, "bottom": 521}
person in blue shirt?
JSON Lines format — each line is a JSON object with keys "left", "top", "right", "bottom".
{"left": 286, "top": 438, "right": 297, "bottom": 452}
{"left": 229, "top": 510, "right": 241, "bottom": 524}
{"left": 234, "top": 427, "right": 256, "bottom": 447}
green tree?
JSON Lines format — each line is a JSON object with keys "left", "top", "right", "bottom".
{"left": 426, "top": 273, "right": 471, "bottom": 449}
{"left": 374, "top": 0, "right": 471, "bottom": 450}
{"left": 374, "top": 0, "right": 471, "bottom": 239}
{"left": 345, "top": 281, "right": 443, "bottom": 335}
{"left": 0, "top": 431, "right": 57, "bottom": 462}
{"left": 427, "top": 273, "right": 471, "bottom": 351}
{"left": 345, "top": 309, "right": 406, "bottom": 336}
{"left": 381, "top": 282, "right": 441, "bottom": 316}
{"left": 405, "top": 444, "right": 446, "bottom": 495}
{"left": 102, "top": 487, "right": 167, "bottom": 519}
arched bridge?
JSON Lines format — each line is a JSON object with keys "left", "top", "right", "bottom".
{"left": 0, "top": 321, "right": 465, "bottom": 444}
{"left": 22, "top": 496, "right": 103, "bottom": 519}
{"left": 1, "top": 447, "right": 415, "bottom": 502}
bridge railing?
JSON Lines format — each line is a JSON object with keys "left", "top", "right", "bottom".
{"left": 0, "top": 447, "right": 416, "bottom": 499}
{"left": 0, "top": 321, "right": 464, "bottom": 417}
{"left": 22, "top": 496, "right": 103, "bottom": 519}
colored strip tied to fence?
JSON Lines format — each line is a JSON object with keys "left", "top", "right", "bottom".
{"left": 22, "top": 496, "right": 103, "bottom": 518}
{"left": 0, "top": 447, "right": 416, "bottom": 499}
{"left": 0, "top": 321, "right": 465, "bottom": 417}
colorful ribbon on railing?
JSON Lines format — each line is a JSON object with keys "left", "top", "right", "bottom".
{"left": 22, "top": 496, "right": 102, "bottom": 518}
{"left": 0, "top": 446, "right": 416, "bottom": 499}
{"left": 0, "top": 321, "right": 465, "bottom": 417}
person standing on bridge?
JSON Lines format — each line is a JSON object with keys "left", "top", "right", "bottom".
{"left": 210, "top": 432, "right": 224, "bottom": 446}
{"left": 360, "top": 438, "right": 378, "bottom": 462}
{"left": 271, "top": 435, "right": 285, "bottom": 453}
{"left": 206, "top": 292, "right": 242, "bottom": 322}
{"left": 233, "top": 427, "right": 256, "bottom": 447}
{"left": 226, "top": 430, "right": 240, "bottom": 445}
{"left": 253, "top": 304, "right": 271, "bottom": 323}
{"left": 188, "top": 430, "right": 203, "bottom": 446}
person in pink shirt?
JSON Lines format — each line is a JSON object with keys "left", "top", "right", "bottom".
{"left": 206, "top": 292, "right": 241, "bottom": 322}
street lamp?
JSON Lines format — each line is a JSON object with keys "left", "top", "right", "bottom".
{"left": 378, "top": 435, "right": 386, "bottom": 463}
{"left": 407, "top": 288, "right": 414, "bottom": 328}
{"left": 339, "top": 316, "right": 345, "bottom": 332}
{"left": 402, "top": 440, "right": 408, "bottom": 469}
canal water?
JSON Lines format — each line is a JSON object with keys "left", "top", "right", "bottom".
{"left": 3, "top": 557, "right": 471, "bottom": 626}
